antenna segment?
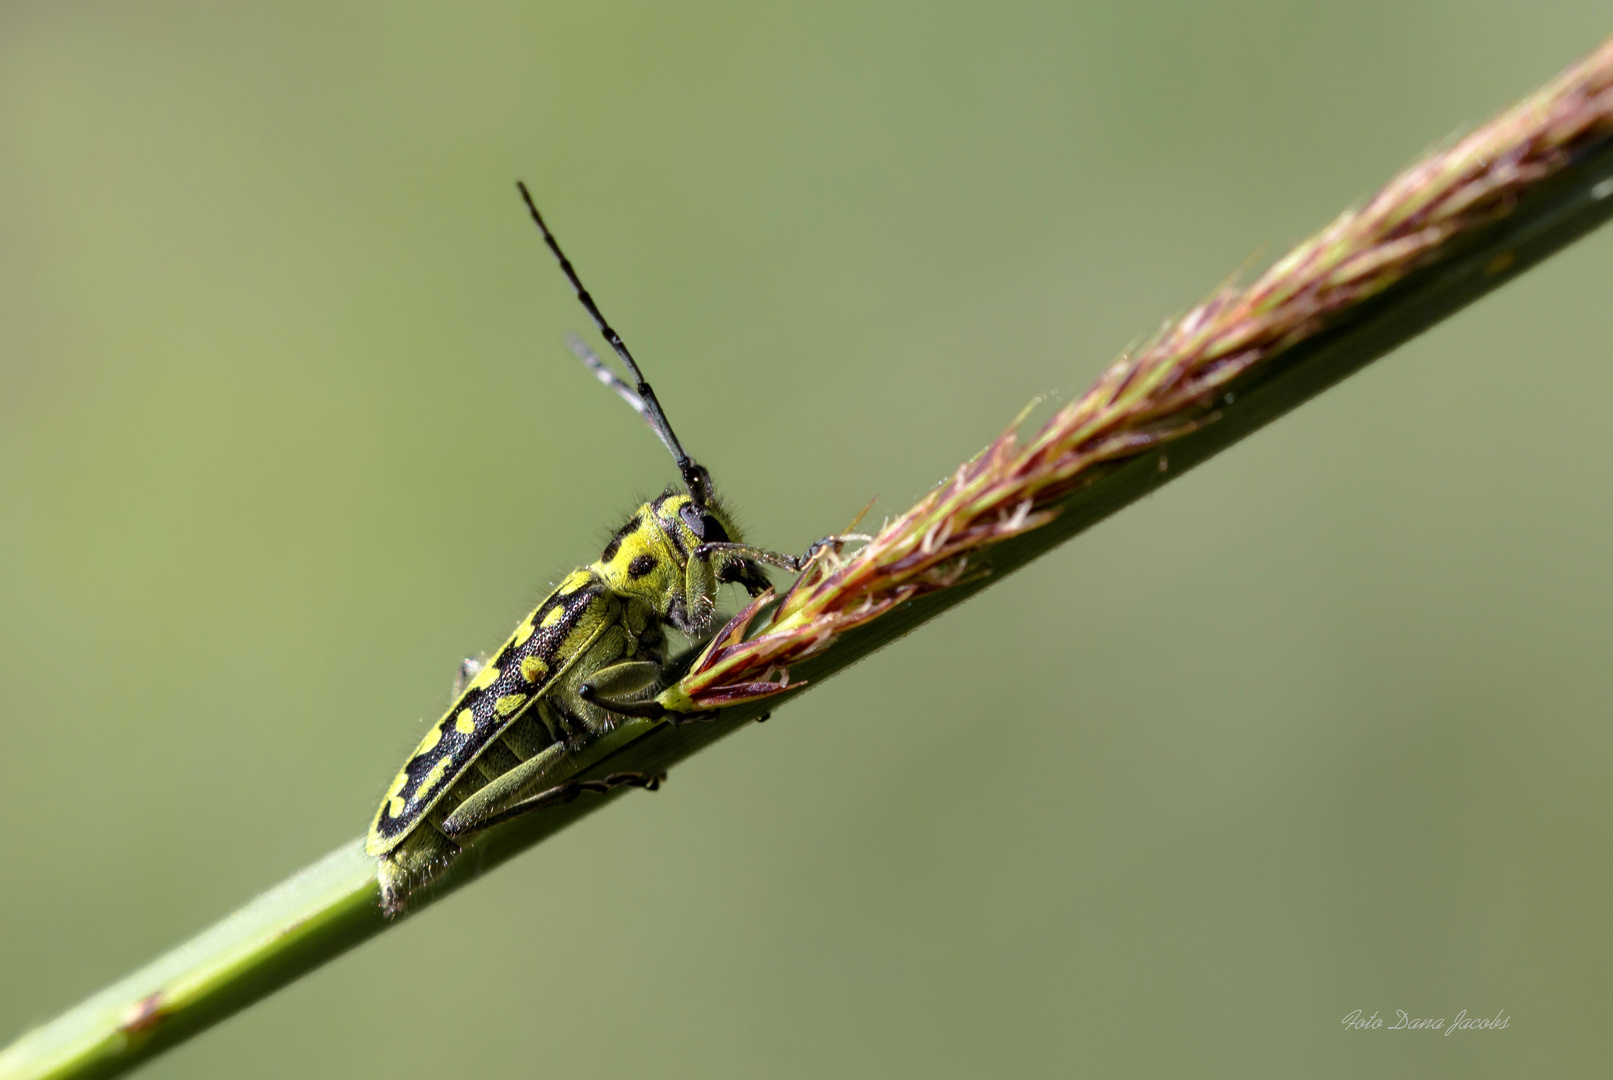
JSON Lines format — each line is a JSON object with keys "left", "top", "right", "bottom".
{"left": 516, "top": 181, "right": 712, "bottom": 506}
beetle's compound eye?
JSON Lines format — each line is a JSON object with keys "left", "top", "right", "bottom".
{"left": 677, "top": 502, "right": 732, "bottom": 544}
{"left": 701, "top": 514, "right": 731, "bottom": 544}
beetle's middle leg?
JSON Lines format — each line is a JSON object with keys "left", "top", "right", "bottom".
{"left": 577, "top": 658, "right": 674, "bottom": 720}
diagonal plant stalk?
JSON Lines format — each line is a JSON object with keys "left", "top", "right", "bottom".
{"left": 6, "top": 32, "right": 1613, "bottom": 1080}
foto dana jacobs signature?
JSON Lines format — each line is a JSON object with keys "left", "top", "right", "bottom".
{"left": 1342, "top": 1009, "right": 1510, "bottom": 1035}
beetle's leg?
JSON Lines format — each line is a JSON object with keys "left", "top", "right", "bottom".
{"left": 695, "top": 541, "right": 804, "bottom": 572}
{"left": 442, "top": 738, "right": 663, "bottom": 838}
{"left": 683, "top": 553, "right": 719, "bottom": 629}
{"left": 681, "top": 536, "right": 859, "bottom": 627}
{"left": 453, "top": 654, "right": 490, "bottom": 697}
{"left": 579, "top": 682, "right": 670, "bottom": 720}
{"left": 695, "top": 533, "right": 873, "bottom": 574}
{"left": 451, "top": 770, "right": 667, "bottom": 836}
{"left": 801, "top": 531, "right": 874, "bottom": 561}
{"left": 581, "top": 660, "right": 661, "bottom": 703}
{"left": 579, "top": 681, "right": 723, "bottom": 724}
{"left": 441, "top": 744, "right": 569, "bottom": 837}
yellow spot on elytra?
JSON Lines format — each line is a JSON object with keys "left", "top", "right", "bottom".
{"left": 540, "top": 605, "right": 564, "bottom": 628}
{"left": 512, "top": 619, "right": 535, "bottom": 647}
{"left": 454, "top": 709, "right": 476, "bottom": 734}
{"left": 414, "top": 724, "right": 443, "bottom": 755}
{"left": 521, "top": 656, "right": 549, "bottom": 683}
{"left": 469, "top": 664, "right": 500, "bottom": 691}
{"left": 559, "top": 570, "right": 591, "bottom": 595}
{"left": 415, "top": 757, "right": 453, "bottom": 799}
{"left": 495, "top": 693, "right": 529, "bottom": 717}
{"left": 381, "top": 771, "right": 408, "bottom": 817}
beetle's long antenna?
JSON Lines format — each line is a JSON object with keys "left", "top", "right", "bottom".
{"left": 517, "top": 181, "right": 712, "bottom": 506}
{"left": 566, "top": 333, "right": 657, "bottom": 429}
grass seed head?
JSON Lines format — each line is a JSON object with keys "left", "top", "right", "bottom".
{"left": 679, "top": 36, "right": 1613, "bottom": 709}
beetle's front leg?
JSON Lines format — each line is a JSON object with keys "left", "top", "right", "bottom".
{"left": 681, "top": 533, "right": 872, "bottom": 624}
{"left": 695, "top": 532, "right": 872, "bottom": 574}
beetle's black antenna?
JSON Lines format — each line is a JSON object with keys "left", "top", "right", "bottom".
{"left": 565, "top": 332, "right": 652, "bottom": 424}
{"left": 517, "top": 181, "right": 712, "bottom": 507}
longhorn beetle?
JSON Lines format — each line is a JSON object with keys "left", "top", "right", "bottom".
{"left": 367, "top": 183, "right": 849, "bottom": 913}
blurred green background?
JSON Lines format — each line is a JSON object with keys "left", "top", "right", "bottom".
{"left": 3, "top": 2, "right": 1612, "bottom": 1076}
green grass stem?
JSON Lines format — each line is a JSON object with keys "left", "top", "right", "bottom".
{"left": 5, "top": 33, "right": 1613, "bottom": 1080}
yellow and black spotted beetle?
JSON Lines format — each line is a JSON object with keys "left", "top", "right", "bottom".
{"left": 367, "top": 183, "right": 842, "bottom": 913}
